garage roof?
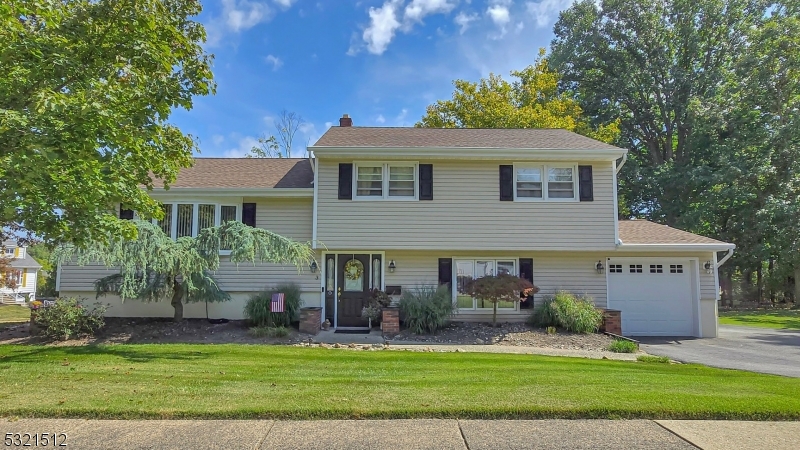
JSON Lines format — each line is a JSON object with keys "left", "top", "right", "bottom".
{"left": 618, "top": 220, "right": 731, "bottom": 246}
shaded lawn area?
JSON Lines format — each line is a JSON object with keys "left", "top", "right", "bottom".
{"left": 1, "top": 345, "right": 799, "bottom": 420}
{"left": 0, "top": 305, "right": 30, "bottom": 328}
{"left": 719, "top": 309, "right": 800, "bottom": 330}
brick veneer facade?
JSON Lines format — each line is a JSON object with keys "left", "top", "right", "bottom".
{"left": 601, "top": 309, "right": 622, "bottom": 335}
{"left": 299, "top": 307, "right": 322, "bottom": 335}
{"left": 381, "top": 307, "right": 400, "bottom": 335}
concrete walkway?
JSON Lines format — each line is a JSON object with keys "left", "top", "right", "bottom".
{"left": 3, "top": 419, "right": 799, "bottom": 449}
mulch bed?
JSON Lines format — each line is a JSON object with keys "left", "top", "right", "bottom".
{"left": 394, "top": 322, "right": 615, "bottom": 352}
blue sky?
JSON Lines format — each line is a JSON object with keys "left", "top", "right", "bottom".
{"left": 171, "top": 0, "right": 574, "bottom": 157}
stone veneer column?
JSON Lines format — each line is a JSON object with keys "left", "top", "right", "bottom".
{"left": 381, "top": 307, "right": 400, "bottom": 335}
{"left": 299, "top": 307, "right": 322, "bottom": 335}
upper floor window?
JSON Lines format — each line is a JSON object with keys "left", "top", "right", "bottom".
{"left": 354, "top": 163, "right": 417, "bottom": 200}
{"left": 514, "top": 164, "right": 577, "bottom": 201}
{"left": 155, "top": 202, "right": 240, "bottom": 240}
{"left": 3, "top": 247, "right": 14, "bottom": 257}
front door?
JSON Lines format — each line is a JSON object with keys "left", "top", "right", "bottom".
{"left": 337, "top": 254, "right": 371, "bottom": 328}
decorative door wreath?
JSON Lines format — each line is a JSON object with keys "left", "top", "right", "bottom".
{"left": 344, "top": 259, "right": 363, "bottom": 280}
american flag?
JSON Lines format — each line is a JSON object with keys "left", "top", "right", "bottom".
{"left": 271, "top": 293, "right": 285, "bottom": 313}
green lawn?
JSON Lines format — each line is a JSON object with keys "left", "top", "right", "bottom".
{"left": 0, "top": 305, "right": 30, "bottom": 328}
{"left": 1, "top": 344, "right": 799, "bottom": 420}
{"left": 719, "top": 309, "right": 800, "bottom": 330}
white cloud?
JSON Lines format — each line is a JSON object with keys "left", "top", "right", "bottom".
{"left": 351, "top": 0, "right": 459, "bottom": 55}
{"left": 273, "top": 0, "right": 297, "bottom": 8}
{"left": 405, "top": 0, "right": 457, "bottom": 24}
{"left": 487, "top": 3, "right": 511, "bottom": 34}
{"left": 360, "top": 0, "right": 404, "bottom": 55}
{"left": 526, "top": 0, "right": 573, "bottom": 28}
{"left": 223, "top": 136, "right": 260, "bottom": 158}
{"left": 212, "top": 134, "right": 225, "bottom": 146}
{"left": 395, "top": 108, "right": 409, "bottom": 125}
{"left": 223, "top": 0, "right": 270, "bottom": 32}
{"left": 376, "top": 114, "right": 386, "bottom": 124}
{"left": 265, "top": 54, "right": 283, "bottom": 70}
{"left": 454, "top": 11, "right": 479, "bottom": 34}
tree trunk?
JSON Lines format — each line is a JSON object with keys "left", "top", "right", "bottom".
{"left": 724, "top": 270, "right": 734, "bottom": 307}
{"left": 492, "top": 302, "right": 498, "bottom": 328}
{"left": 794, "top": 267, "right": 800, "bottom": 305}
{"left": 171, "top": 284, "right": 184, "bottom": 322}
{"left": 768, "top": 258, "right": 776, "bottom": 304}
{"left": 757, "top": 265, "right": 763, "bottom": 303}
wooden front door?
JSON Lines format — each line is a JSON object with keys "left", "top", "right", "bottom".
{"left": 337, "top": 254, "right": 371, "bottom": 327}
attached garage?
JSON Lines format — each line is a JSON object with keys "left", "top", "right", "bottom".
{"left": 606, "top": 258, "right": 698, "bottom": 337}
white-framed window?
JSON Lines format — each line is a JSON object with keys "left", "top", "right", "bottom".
{"left": 514, "top": 164, "right": 578, "bottom": 201}
{"left": 354, "top": 163, "right": 417, "bottom": 200}
{"left": 455, "top": 259, "right": 517, "bottom": 310}
{"left": 3, "top": 270, "right": 22, "bottom": 286}
{"left": 3, "top": 247, "right": 14, "bottom": 257}
{"left": 154, "top": 202, "right": 241, "bottom": 241}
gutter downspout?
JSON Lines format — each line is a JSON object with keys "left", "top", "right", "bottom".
{"left": 615, "top": 154, "right": 628, "bottom": 174}
{"left": 716, "top": 248, "right": 734, "bottom": 267}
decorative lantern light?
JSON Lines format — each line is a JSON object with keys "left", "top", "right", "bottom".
{"left": 388, "top": 260, "right": 396, "bottom": 273}
{"left": 595, "top": 260, "right": 604, "bottom": 274}
{"left": 704, "top": 261, "right": 713, "bottom": 274}
{"left": 310, "top": 260, "right": 318, "bottom": 273}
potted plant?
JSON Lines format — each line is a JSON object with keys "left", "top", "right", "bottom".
{"left": 361, "top": 289, "right": 392, "bottom": 328}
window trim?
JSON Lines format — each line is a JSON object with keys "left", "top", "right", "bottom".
{"left": 353, "top": 162, "right": 419, "bottom": 201}
{"left": 453, "top": 258, "right": 520, "bottom": 311}
{"left": 513, "top": 163, "right": 579, "bottom": 202}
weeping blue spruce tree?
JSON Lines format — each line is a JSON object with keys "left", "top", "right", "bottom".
{"left": 54, "top": 220, "right": 315, "bottom": 321}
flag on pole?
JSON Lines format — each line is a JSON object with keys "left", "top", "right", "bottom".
{"left": 271, "top": 293, "right": 285, "bottom": 313}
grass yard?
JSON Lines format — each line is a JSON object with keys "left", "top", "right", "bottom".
{"left": 0, "top": 305, "right": 30, "bottom": 328}
{"left": 719, "top": 309, "right": 800, "bottom": 330}
{"left": 1, "top": 344, "right": 799, "bottom": 420}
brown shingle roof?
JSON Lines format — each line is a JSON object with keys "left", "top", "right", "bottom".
{"left": 313, "top": 127, "right": 622, "bottom": 150}
{"left": 157, "top": 158, "right": 313, "bottom": 189}
{"left": 618, "top": 220, "right": 731, "bottom": 246}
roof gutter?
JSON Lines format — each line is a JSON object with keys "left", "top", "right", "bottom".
{"left": 615, "top": 153, "right": 627, "bottom": 174}
{"left": 616, "top": 243, "right": 737, "bottom": 252}
{"left": 148, "top": 188, "right": 313, "bottom": 198}
{"left": 310, "top": 146, "right": 628, "bottom": 162}
{"left": 716, "top": 248, "right": 735, "bottom": 267}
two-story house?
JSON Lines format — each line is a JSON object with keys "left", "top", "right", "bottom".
{"left": 1, "top": 241, "right": 41, "bottom": 303}
{"left": 57, "top": 115, "right": 735, "bottom": 337}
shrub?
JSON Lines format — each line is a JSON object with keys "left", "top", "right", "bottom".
{"left": 248, "top": 326, "right": 290, "bottom": 338}
{"left": 607, "top": 339, "right": 638, "bottom": 353}
{"left": 362, "top": 289, "right": 393, "bottom": 324}
{"left": 33, "top": 297, "right": 107, "bottom": 340}
{"left": 399, "top": 285, "right": 455, "bottom": 335}
{"left": 637, "top": 355, "right": 670, "bottom": 363}
{"left": 244, "top": 283, "right": 302, "bottom": 327}
{"left": 463, "top": 274, "right": 538, "bottom": 327}
{"left": 530, "top": 291, "right": 603, "bottom": 334}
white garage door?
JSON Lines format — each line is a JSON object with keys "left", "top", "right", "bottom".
{"left": 607, "top": 259, "right": 696, "bottom": 336}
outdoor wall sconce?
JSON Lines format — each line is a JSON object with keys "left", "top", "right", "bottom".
{"left": 595, "top": 260, "right": 604, "bottom": 274}
{"left": 310, "top": 260, "right": 318, "bottom": 273}
{"left": 704, "top": 261, "right": 713, "bottom": 274}
{"left": 388, "top": 260, "right": 396, "bottom": 273}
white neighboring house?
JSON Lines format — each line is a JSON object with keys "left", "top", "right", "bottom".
{"left": 1, "top": 241, "right": 42, "bottom": 303}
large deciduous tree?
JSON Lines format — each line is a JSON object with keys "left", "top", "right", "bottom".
{"left": 416, "top": 49, "right": 620, "bottom": 144}
{"left": 0, "top": 0, "right": 214, "bottom": 245}
{"left": 54, "top": 221, "right": 315, "bottom": 321}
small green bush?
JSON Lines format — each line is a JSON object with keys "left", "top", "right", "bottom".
{"left": 33, "top": 297, "right": 107, "bottom": 340}
{"left": 607, "top": 339, "right": 638, "bottom": 353}
{"left": 248, "top": 326, "right": 290, "bottom": 338}
{"left": 637, "top": 355, "right": 670, "bottom": 363}
{"left": 530, "top": 291, "right": 603, "bottom": 334}
{"left": 399, "top": 285, "right": 455, "bottom": 335}
{"left": 244, "top": 283, "right": 302, "bottom": 327}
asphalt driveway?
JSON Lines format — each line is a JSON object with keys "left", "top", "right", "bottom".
{"left": 639, "top": 325, "right": 800, "bottom": 377}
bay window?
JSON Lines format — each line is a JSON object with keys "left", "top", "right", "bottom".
{"left": 455, "top": 259, "right": 517, "bottom": 310}
{"left": 514, "top": 164, "right": 577, "bottom": 201}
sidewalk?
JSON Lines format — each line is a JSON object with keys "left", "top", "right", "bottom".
{"left": 3, "top": 418, "right": 798, "bottom": 449}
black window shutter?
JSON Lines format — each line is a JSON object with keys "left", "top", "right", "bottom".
{"left": 438, "top": 258, "right": 453, "bottom": 293}
{"left": 119, "top": 205, "right": 134, "bottom": 220}
{"left": 579, "top": 165, "right": 594, "bottom": 201}
{"left": 519, "top": 258, "right": 535, "bottom": 309}
{"left": 242, "top": 203, "right": 257, "bottom": 227}
{"left": 499, "top": 165, "right": 513, "bottom": 201}
{"left": 338, "top": 163, "right": 353, "bottom": 200}
{"left": 419, "top": 164, "right": 433, "bottom": 200}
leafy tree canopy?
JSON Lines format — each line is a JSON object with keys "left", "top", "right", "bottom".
{"left": 0, "top": 0, "right": 214, "bottom": 245}
{"left": 416, "top": 49, "right": 619, "bottom": 144}
{"left": 464, "top": 274, "right": 538, "bottom": 326}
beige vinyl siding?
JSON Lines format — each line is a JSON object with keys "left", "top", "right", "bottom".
{"left": 316, "top": 159, "right": 617, "bottom": 251}
{"left": 60, "top": 197, "right": 319, "bottom": 296}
